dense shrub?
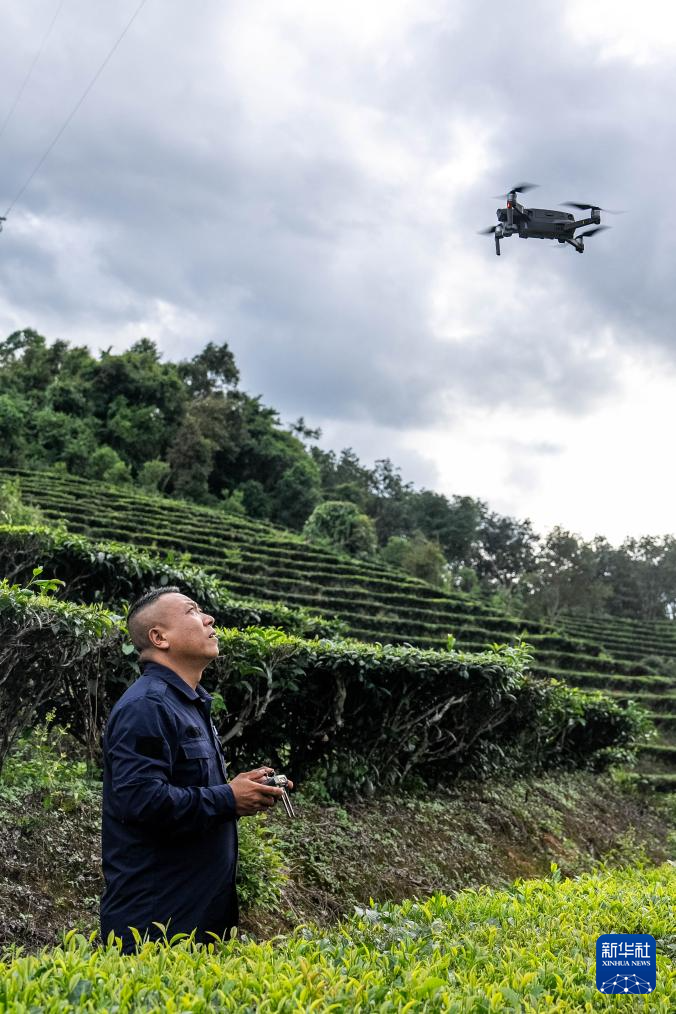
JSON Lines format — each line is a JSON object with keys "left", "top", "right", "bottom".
{"left": 236, "top": 814, "right": 287, "bottom": 912}
{"left": 0, "top": 477, "right": 45, "bottom": 527}
{"left": 0, "top": 524, "right": 345, "bottom": 639}
{"left": 137, "top": 459, "right": 171, "bottom": 494}
{"left": 381, "top": 533, "right": 448, "bottom": 586}
{"left": 304, "top": 500, "right": 377, "bottom": 557}
{"left": 210, "top": 631, "right": 650, "bottom": 793}
{"left": 0, "top": 579, "right": 122, "bottom": 774}
{"left": 0, "top": 584, "right": 650, "bottom": 794}
{"left": 0, "top": 865, "right": 674, "bottom": 1009}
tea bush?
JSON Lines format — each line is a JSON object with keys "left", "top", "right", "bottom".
{"left": 1, "top": 864, "right": 673, "bottom": 1010}
{"left": 0, "top": 524, "right": 345, "bottom": 638}
{"left": 211, "top": 629, "right": 651, "bottom": 793}
{"left": 0, "top": 581, "right": 651, "bottom": 793}
{"left": 0, "top": 577, "right": 121, "bottom": 774}
{"left": 236, "top": 814, "right": 287, "bottom": 913}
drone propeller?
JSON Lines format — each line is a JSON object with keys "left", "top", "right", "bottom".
{"left": 577, "top": 226, "right": 611, "bottom": 238}
{"left": 492, "top": 182, "right": 539, "bottom": 198}
{"left": 478, "top": 225, "right": 498, "bottom": 235}
{"left": 561, "top": 202, "right": 624, "bottom": 214}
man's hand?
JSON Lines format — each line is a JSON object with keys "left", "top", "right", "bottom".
{"left": 228, "top": 766, "right": 294, "bottom": 816}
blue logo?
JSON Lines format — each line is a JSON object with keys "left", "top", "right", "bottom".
{"left": 596, "top": 934, "right": 656, "bottom": 994}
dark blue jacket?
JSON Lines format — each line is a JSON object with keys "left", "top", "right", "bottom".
{"left": 100, "top": 661, "right": 238, "bottom": 953}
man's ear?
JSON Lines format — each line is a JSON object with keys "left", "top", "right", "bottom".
{"left": 147, "top": 625, "right": 169, "bottom": 650}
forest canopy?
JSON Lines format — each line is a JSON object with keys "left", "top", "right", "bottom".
{"left": 3, "top": 327, "right": 676, "bottom": 622}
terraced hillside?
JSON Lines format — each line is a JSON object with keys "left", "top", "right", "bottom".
{"left": 4, "top": 467, "right": 675, "bottom": 789}
{"left": 551, "top": 610, "right": 676, "bottom": 784}
{"left": 555, "top": 611, "right": 676, "bottom": 664}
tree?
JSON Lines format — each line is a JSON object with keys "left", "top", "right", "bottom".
{"left": 220, "top": 488, "right": 247, "bottom": 516}
{"left": 10, "top": 327, "right": 676, "bottom": 628}
{"left": 273, "top": 459, "right": 322, "bottom": 530}
{"left": 0, "top": 329, "right": 71, "bottom": 393}
{"left": 304, "top": 501, "right": 377, "bottom": 557}
{"left": 167, "top": 415, "right": 215, "bottom": 503}
{"left": 520, "top": 528, "right": 610, "bottom": 620}
{"left": 310, "top": 447, "right": 373, "bottom": 511}
{"left": 381, "top": 533, "right": 447, "bottom": 586}
{"left": 179, "top": 390, "right": 319, "bottom": 524}
{"left": 237, "top": 480, "right": 272, "bottom": 520}
{"left": 105, "top": 398, "right": 168, "bottom": 469}
{"left": 30, "top": 408, "right": 100, "bottom": 475}
{"left": 367, "top": 459, "right": 414, "bottom": 543}
{"left": 289, "top": 417, "right": 322, "bottom": 442}
{"left": 407, "top": 490, "right": 485, "bottom": 564}
{"left": 0, "top": 393, "right": 29, "bottom": 466}
{"left": 605, "top": 536, "right": 676, "bottom": 620}
{"left": 138, "top": 459, "right": 171, "bottom": 494}
{"left": 88, "top": 445, "right": 132, "bottom": 485}
{"left": 474, "top": 512, "right": 538, "bottom": 591}
{"left": 178, "top": 341, "right": 239, "bottom": 397}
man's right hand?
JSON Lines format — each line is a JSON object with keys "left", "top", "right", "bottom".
{"left": 228, "top": 767, "right": 284, "bottom": 816}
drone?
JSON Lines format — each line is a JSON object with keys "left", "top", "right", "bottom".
{"left": 480, "top": 183, "right": 618, "bottom": 255}
{"left": 0, "top": 216, "right": 5, "bottom": 233}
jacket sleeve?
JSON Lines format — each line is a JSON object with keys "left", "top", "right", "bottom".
{"left": 104, "top": 695, "right": 237, "bottom": 835}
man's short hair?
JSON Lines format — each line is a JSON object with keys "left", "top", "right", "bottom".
{"left": 127, "top": 586, "right": 181, "bottom": 652}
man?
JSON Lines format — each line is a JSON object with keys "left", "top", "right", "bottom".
{"left": 100, "top": 586, "right": 289, "bottom": 953}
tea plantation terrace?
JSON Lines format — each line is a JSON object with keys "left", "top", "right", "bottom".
{"left": 4, "top": 468, "right": 675, "bottom": 790}
{"left": 555, "top": 611, "right": 676, "bottom": 661}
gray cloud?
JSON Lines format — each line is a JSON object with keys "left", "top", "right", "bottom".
{"left": 0, "top": 0, "right": 674, "bottom": 470}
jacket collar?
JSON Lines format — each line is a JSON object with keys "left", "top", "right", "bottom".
{"left": 141, "top": 661, "right": 213, "bottom": 704}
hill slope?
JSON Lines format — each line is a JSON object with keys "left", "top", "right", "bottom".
{"left": 4, "top": 467, "right": 675, "bottom": 788}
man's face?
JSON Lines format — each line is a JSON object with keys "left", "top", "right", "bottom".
{"left": 148, "top": 593, "right": 219, "bottom": 664}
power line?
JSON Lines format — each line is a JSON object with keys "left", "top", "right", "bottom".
{"left": 0, "top": 0, "right": 67, "bottom": 147}
{"left": 3, "top": 0, "right": 149, "bottom": 220}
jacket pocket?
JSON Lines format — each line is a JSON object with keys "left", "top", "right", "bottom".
{"left": 173, "top": 739, "right": 213, "bottom": 787}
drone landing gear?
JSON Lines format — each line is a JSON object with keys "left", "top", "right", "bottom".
{"left": 561, "top": 236, "right": 584, "bottom": 253}
{"left": 494, "top": 227, "right": 503, "bottom": 256}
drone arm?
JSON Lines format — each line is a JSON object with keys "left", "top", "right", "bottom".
{"left": 571, "top": 206, "right": 601, "bottom": 229}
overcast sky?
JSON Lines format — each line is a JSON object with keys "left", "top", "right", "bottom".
{"left": 2, "top": 0, "right": 676, "bottom": 543}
